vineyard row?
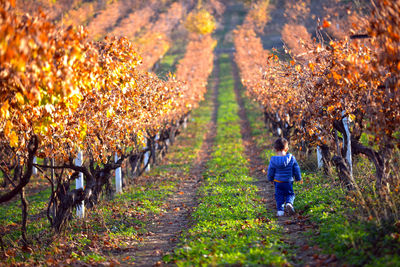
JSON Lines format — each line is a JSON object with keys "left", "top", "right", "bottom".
{"left": 0, "top": 0, "right": 218, "bottom": 244}
{"left": 233, "top": 0, "right": 399, "bottom": 189}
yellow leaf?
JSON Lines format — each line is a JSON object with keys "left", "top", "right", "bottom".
{"left": 15, "top": 93, "right": 25, "bottom": 105}
{"left": 106, "top": 107, "right": 114, "bottom": 118}
{"left": 10, "top": 131, "right": 18, "bottom": 148}
{"left": 4, "top": 120, "right": 12, "bottom": 136}
{"left": 1, "top": 101, "right": 10, "bottom": 118}
{"left": 308, "top": 62, "right": 315, "bottom": 72}
{"left": 80, "top": 123, "right": 87, "bottom": 140}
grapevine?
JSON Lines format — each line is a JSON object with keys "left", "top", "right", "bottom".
{"left": 234, "top": 0, "right": 400, "bottom": 187}
{"left": 0, "top": 0, "right": 217, "bottom": 235}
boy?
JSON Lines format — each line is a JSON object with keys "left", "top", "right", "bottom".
{"left": 267, "top": 138, "right": 302, "bottom": 216}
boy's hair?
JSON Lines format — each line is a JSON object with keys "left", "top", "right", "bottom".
{"left": 274, "top": 137, "right": 289, "bottom": 151}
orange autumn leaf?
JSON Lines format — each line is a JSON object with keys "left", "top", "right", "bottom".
{"left": 322, "top": 19, "right": 331, "bottom": 28}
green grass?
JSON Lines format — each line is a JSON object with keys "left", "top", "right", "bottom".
{"left": 295, "top": 173, "right": 400, "bottom": 266}
{"left": 167, "top": 54, "right": 289, "bottom": 266}
{"left": 156, "top": 54, "right": 181, "bottom": 78}
{"left": 0, "top": 188, "right": 51, "bottom": 245}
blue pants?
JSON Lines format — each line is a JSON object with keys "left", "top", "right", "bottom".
{"left": 274, "top": 181, "right": 295, "bottom": 211}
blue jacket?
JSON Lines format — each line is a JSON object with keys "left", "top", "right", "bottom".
{"left": 267, "top": 153, "right": 301, "bottom": 182}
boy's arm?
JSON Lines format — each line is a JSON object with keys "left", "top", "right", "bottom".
{"left": 267, "top": 163, "right": 275, "bottom": 182}
{"left": 293, "top": 158, "right": 302, "bottom": 181}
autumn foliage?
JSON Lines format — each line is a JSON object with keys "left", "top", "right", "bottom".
{"left": 185, "top": 8, "right": 216, "bottom": 35}
{"left": 0, "top": 0, "right": 217, "bottom": 237}
{"left": 234, "top": 0, "right": 400, "bottom": 188}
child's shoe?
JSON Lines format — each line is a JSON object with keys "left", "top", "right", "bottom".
{"left": 277, "top": 211, "right": 284, "bottom": 217}
{"left": 285, "top": 203, "right": 295, "bottom": 216}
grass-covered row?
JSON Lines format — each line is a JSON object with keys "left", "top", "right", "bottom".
{"left": 0, "top": 74, "right": 214, "bottom": 266}
{"left": 168, "top": 54, "right": 289, "bottom": 266}
{"left": 239, "top": 66, "right": 400, "bottom": 267}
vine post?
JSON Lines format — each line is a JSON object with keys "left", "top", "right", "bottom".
{"left": 75, "top": 151, "right": 85, "bottom": 218}
{"left": 342, "top": 115, "right": 353, "bottom": 179}
{"left": 276, "top": 113, "right": 282, "bottom": 136}
{"left": 144, "top": 142, "right": 151, "bottom": 172}
{"left": 115, "top": 152, "right": 122, "bottom": 193}
{"left": 183, "top": 117, "right": 188, "bottom": 129}
{"left": 316, "top": 146, "right": 323, "bottom": 169}
{"left": 32, "top": 157, "right": 37, "bottom": 175}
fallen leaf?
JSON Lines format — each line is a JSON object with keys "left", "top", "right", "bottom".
{"left": 46, "top": 259, "right": 56, "bottom": 265}
{"left": 301, "top": 245, "right": 310, "bottom": 251}
{"left": 21, "top": 245, "right": 33, "bottom": 254}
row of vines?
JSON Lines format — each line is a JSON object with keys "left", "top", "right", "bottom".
{"left": 0, "top": 0, "right": 219, "bottom": 247}
{"left": 234, "top": 0, "right": 399, "bottom": 220}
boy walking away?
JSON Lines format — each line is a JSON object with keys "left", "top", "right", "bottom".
{"left": 267, "top": 138, "right": 302, "bottom": 217}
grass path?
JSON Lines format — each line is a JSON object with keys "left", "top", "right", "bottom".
{"left": 167, "top": 53, "right": 289, "bottom": 266}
